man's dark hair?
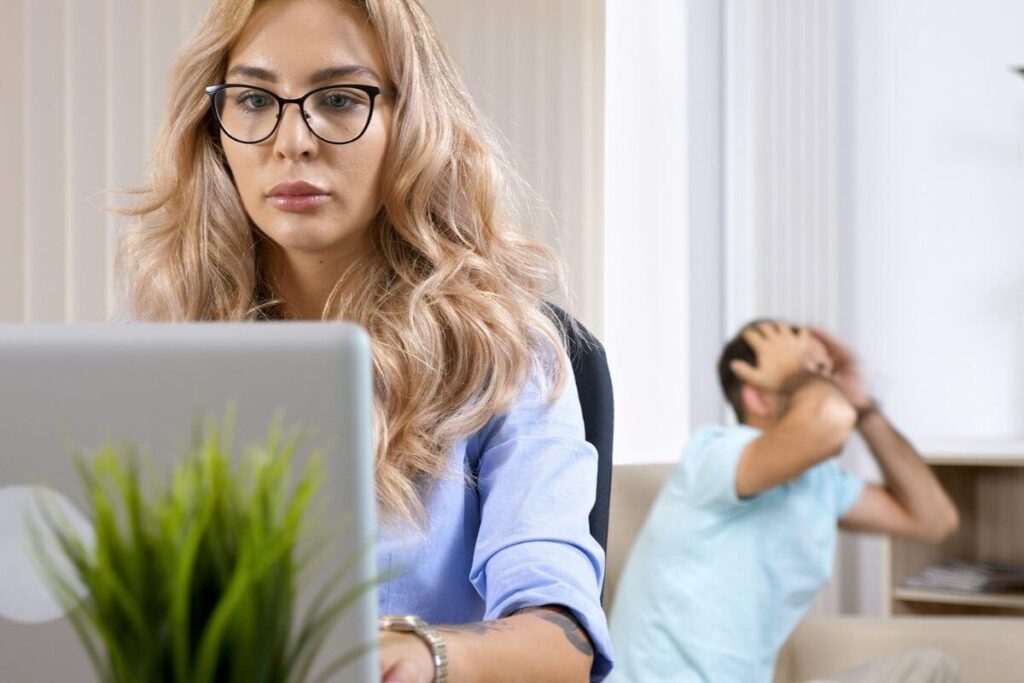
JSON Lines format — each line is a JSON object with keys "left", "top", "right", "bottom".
{"left": 717, "top": 319, "right": 797, "bottom": 423}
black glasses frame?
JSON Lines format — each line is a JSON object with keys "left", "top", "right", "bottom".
{"left": 204, "top": 83, "right": 397, "bottom": 145}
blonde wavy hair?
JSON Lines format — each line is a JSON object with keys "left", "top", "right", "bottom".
{"left": 116, "top": 0, "right": 571, "bottom": 522}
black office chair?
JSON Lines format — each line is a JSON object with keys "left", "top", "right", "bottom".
{"left": 546, "top": 304, "right": 614, "bottom": 556}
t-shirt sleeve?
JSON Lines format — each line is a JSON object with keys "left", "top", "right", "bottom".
{"left": 674, "top": 425, "right": 762, "bottom": 511}
{"left": 469, "top": 352, "right": 613, "bottom": 681}
{"left": 821, "top": 460, "right": 867, "bottom": 518}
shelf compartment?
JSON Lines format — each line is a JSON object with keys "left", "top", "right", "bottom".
{"left": 894, "top": 587, "right": 1024, "bottom": 610}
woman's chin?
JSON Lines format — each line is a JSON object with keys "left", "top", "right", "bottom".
{"left": 259, "top": 224, "right": 363, "bottom": 258}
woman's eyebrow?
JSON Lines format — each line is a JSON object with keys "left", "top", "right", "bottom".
{"left": 309, "top": 65, "right": 382, "bottom": 84}
{"left": 224, "top": 64, "right": 382, "bottom": 84}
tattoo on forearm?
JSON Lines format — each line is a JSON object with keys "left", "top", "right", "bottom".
{"left": 436, "top": 607, "right": 594, "bottom": 659}
{"left": 436, "top": 621, "right": 514, "bottom": 636}
{"left": 515, "top": 606, "right": 594, "bottom": 657}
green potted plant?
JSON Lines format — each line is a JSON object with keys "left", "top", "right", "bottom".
{"left": 34, "top": 416, "right": 374, "bottom": 683}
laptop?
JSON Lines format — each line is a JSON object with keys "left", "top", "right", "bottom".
{"left": 0, "top": 323, "right": 378, "bottom": 682}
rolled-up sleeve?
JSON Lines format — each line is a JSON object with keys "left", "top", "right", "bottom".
{"left": 468, "top": 355, "right": 614, "bottom": 681}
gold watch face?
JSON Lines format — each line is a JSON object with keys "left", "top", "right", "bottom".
{"left": 380, "top": 614, "right": 422, "bottom": 631}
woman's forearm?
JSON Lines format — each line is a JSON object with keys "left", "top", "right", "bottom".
{"left": 438, "top": 606, "right": 594, "bottom": 682}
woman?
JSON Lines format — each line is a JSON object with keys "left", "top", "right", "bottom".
{"left": 117, "top": 0, "right": 612, "bottom": 681}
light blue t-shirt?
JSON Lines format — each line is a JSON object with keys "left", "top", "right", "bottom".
{"left": 608, "top": 424, "right": 865, "bottom": 683}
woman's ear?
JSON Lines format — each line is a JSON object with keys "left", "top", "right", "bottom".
{"left": 740, "top": 384, "right": 772, "bottom": 420}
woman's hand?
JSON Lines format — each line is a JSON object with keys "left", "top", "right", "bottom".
{"left": 379, "top": 607, "right": 592, "bottom": 682}
{"left": 379, "top": 630, "right": 435, "bottom": 683}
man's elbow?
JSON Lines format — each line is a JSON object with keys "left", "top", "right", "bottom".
{"left": 926, "top": 505, "right": 960, "bottom": 544}
{"left": 815, "top": 395, "right": 857, "bottom": 454}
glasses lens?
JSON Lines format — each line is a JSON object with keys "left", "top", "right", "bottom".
{"left": 305, "top": 86, "right": 374, "bottom": 144}
{"left": 214, "top": 86, "right": 279, "bottom": 142}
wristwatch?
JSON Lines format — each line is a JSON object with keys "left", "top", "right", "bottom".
{"left": 856, "top": 398, "right": 880, "bottom": 424}
{"left": 379, "top": 614, "right": 449, "bottom": 683}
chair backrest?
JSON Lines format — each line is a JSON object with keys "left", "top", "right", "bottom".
{"left": 546, "top": 305, "right": 614, "bottom": 554}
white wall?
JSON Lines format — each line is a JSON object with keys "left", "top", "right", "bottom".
{"left": 839, "top": 0, "right": 1024, "bottom": 615}
{"left": 603, "top": 0, "right": 690, "bottom": 463}
{"left": 843, "top": 0, "right": 1024, "bottom": 443}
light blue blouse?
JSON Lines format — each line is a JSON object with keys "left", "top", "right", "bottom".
{"left": 376, "top": 356, "right": 613, "bottom": 680}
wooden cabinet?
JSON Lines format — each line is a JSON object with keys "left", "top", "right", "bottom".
{"left": 884, "top": 442, "right": 1024, "bottom": 616}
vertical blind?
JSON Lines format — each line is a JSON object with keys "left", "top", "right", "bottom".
{"left": 1, "top": 0, "right": 209, "bottom": 323}
{"left": 725, "top": 0, "right": 841, "bottom": 333}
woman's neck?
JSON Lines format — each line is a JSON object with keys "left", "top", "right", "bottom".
{"left": 264, "top": 240, "right": 371, "bottom": 320}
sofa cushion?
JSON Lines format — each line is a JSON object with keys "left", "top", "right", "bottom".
{"left": 776, "top": 616, "right": 1024, "bottom": 683}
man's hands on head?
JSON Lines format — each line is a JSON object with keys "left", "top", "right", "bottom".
{"left": 732, "top": 322, "right": 859, "bottom": 498}
{"left": 810, "top": 327, "right": 873, "bottom": 411}
{"left": 729, "top": 322, "right": 820, "bottom": 392}
{"left": 731, "top": 321, "right": 873, "bottom": 407}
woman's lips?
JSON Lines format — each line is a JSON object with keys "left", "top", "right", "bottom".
{"left": 266, "top": 180, "right": 330, "bottom": 213}
{"left": 268, "top": 193, "right": 330, "bottom": 213}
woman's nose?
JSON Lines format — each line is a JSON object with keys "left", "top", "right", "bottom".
{"left": 273, "top": 102, "right": 319, "bottom": 160}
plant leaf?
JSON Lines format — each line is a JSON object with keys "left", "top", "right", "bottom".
{"left": 33, "top": 410, "right": 379, "bottom": 683}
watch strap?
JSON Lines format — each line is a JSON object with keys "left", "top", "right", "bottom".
{"left": 379, "top": 615, "right": 449, "bottom": 683}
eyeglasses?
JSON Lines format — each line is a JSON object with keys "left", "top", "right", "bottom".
{"left": 205, "top": 83, "right": 396, "bottom": 145}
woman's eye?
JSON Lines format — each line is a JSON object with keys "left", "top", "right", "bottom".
{"left": 325, "top": 94, "right": 353, "bottom": 108}
{"left": 238, "top": 93, "right": 271, "bottom": 109}
{"left": 320, "top": 90, "right": 369, "bottom": 110}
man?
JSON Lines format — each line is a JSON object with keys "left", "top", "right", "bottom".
{"left": 608, "top": 321, "right": 961, "bottom": 682}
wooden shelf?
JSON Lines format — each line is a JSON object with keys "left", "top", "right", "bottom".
{"left": 919, "top": 439, "right": 1024, "bottom": 467}
{"left": 894, "top": 587, "right": 1024, "bottom": 610}
{"left": 886, "top": 458, "right": 1024, "bottom": 617}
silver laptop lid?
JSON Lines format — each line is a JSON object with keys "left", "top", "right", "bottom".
{"left": 0, "top": 323, "right": 378, "bottom": 682}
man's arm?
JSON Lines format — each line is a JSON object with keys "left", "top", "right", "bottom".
{"left": 810, "top": 328, "right": 959, "bottom": 543}
{"left": 736, "top": 374, "right": 857, "bottom": 498}
{"left": 379, "top": 606, "right": 593, "bottom": 683}
{"left": 729, "top": 323, "right": 858, "bottom": 498}
{"left": 839, "top": 409, "right": 959, "bottom": 543}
